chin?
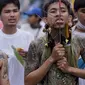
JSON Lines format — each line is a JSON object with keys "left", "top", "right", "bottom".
{"left": 55, "top": 25, "right": 64, "bottom": 29}
{"left": 7, "top": 24, "right": 16, "bottom": 27}
{"left": 8, "top": 23, "right": 17, "bottom": 26}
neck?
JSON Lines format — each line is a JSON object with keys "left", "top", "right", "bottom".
{"left": 2, "top": 25, "right": 17, "bottom": 34}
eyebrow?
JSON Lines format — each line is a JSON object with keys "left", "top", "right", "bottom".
{"left": 50, "top": 7, "right": 66, "bottom": 10}
{"left": 4, "top": 8, "right": 18, "bottom": 11}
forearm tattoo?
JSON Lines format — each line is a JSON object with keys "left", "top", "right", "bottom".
{"left": 0, "top": 51, "right": 9, "bottom": 85}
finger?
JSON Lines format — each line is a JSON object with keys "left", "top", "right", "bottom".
{"left": 57, "top": 59, "right": 67, "bottom": 63}
{"left": 56, "top": 48, "right": 65, "bottom": 52}
{"left": 57, "top": 51, "right": 65, "bottom": 56}
{"left": 55, "top": 43, "right": 64, "bottom": 48}
{"left": 59, "top": 48, "right": 65, "bottom": 51}
{"left": 59, "top": 57, "right": 67, "bottom": 61}
{"left": 57, "top": 60, "right": 65, "bottom": 65}
{"left": 57, "top": 65, "right": 64, "bottom": 70}
{"left": 57, "top": 60, "right": 67, "bottom": 66}
{"left": 57, "top": 50, "right": 65, "bottom": 53}
{"left": 57, "top": 62, "right": 62, "bottom": 66}
{"left": 57, "top": 63, "right": 65, "bottom": 68}
{"left": 62, "top": 57, "right": 67, "bottom": 61}
{"left": 59, "top": 52, "right": 65, "bottom": 56}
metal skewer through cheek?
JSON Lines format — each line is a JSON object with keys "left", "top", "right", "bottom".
{"left": 37, "top": 1, "right": 63, "bottom": 46}
{"left": 58, "top": 0, "right": 62, "bottom": 44}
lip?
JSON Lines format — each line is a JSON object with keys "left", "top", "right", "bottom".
{"left": 55, "top": 18, "right": 63, "bottom": 21}
{"left": 55, "top": 20, "right": 64, "bottom": 24}
{"left": 8, "top": 18, "right": 16, "bottom": 20}
{"left": 8, "top": 19, "right": 16, "bottom": 22}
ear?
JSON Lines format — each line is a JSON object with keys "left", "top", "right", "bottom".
{"left": 68, "top": 15, "right": 73, "bottom": 27}
{"left": 42, "top": 17, "right": 48, "bottom": 24}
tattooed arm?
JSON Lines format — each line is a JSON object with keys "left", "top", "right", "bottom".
{"left": 0, "top": 51, "right": 9, "bottom": 85}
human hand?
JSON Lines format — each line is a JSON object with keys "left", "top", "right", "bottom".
{"left": 50, "top": 43, "right": 65, "bottom": 63}
{"left": 57, "top": 57, "right": 71, "bottom": 73}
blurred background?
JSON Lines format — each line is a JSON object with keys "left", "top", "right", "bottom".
{"left": 0, "top": 0, "right": 75, "bottom": 29}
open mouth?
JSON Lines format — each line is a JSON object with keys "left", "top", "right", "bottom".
{"left": 55, "top": 18, "right": 64, "bottom": 24}
{"left": 55, "top": 20, "right": 64, "bottom": 24}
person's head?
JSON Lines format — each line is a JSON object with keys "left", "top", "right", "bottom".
{"left": 0, "top": 0, "right": 20, "bottom": 27}
{"left": 24, "top": 8, "right": 42, "bottom": 24}
{"left": 28, "top": 14, "right": 41, "bottom": 25}
{"left": 74, "top": 0, "right": 85, "bottom": 26}
{"left": 43, "top": 0, "right": 72, "bottom": 30}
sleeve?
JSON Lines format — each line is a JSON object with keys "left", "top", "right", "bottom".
{"left": 0, "top": 51, "right": 9, "bottom": 85}
{"left": 24, "top": 41, "right": 40, "bottom": 76}
{"left": 72, "top": 34, "right": 81, "bottom": 58}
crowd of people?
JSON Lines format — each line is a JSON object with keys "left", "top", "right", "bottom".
{"left": 0, "top": 0, "right": 85, "bottom": 85}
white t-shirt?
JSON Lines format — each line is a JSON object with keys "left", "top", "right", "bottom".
{"left": 8, "top": 56, "right": 24, "bottom": 85}
{"left": 0, "top": 29, "right": 34, "bottom": 56}
{"left": 79, "top": 68, "right": 85, "bottom": 85}
{"left": 0, "top": 29, "right": 34, "bottom": 85}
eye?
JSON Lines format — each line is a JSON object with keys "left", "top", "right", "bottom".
{"left": 4, "top": 10, "right": 10, "bottom": 13}
{"left": 49, "top": 9, "right": 56, "bottom": 13}
{"left": 13, "top": 9, "right": 19, "bottom": 12}
{"left": 61, "top": 9, "right": 66, "bottom": 13}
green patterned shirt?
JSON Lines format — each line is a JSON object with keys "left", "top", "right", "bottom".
{"left": 25, "top": 37, "right": 77, "bottom": 85}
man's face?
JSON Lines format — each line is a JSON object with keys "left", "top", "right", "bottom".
{"left": 77, "top": 8, "right": 85, "bottom": 26}
{"left": 1, "top": 3, "right": 20, "bottom": 26}
{"left": 46, "top": 2, "right": 70, "bottom": 29}
{"left": 28, "top": 15, "right": 39, "bottom": 24}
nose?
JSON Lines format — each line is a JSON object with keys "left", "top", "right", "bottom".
{"left": 55, "top": 10, "right": 61, "bottom": 17}
{"left": 10, "top": 12, "right": 15, "bottom": 17}
{"left": 57, "top": 10, "right": 60, "bottom": 15}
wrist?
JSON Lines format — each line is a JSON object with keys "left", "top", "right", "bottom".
{"left": 48, "top": 57, "right": 55, "bottom": 64}
{"left": 67, "top": 66, "right": 74, "bottom": 73}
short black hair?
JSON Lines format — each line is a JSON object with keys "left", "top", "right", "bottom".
{"left": 74, "top": 0, "right": 85, "bottom": 12}
{"left": 0, "top": 0, "right": 20, "bottom": 14}
{"left": 43, "top": 0, "right": 71, "bottom": 17}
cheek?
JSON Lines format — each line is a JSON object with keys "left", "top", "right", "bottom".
{"left": 1, "top": 15, "right": 8, "bottom": 22}
{"left": 78, "top": 14, "right": 85, "bottom": 23}
{"left": 80, "top": 14, "right": 85, "bottom": 20}
{"left": 63, "top": 15, "right": 69, "bottom": 23}
{"left": 2, "top": 14, "right": 9, "bottom": 19}
{"left": 29, "top": 17, "right": 35, "bottom": 23}
{"left": 15, "top": 13, "right": 20, "bottom": 20}
{"left": 62, "top": 12, "right": 69, "bottom": 21}
{"left": 78, "top": 13, "right": 84, "bottom": 19}
{"left": 47, "top": 16, "right": 54, "bottom": 25}
{"left": 31, "top": 18, "right": 36, "bottom": 22}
